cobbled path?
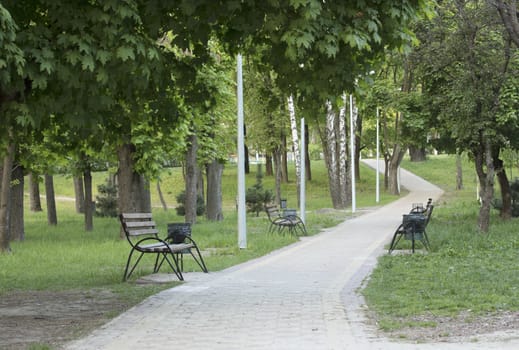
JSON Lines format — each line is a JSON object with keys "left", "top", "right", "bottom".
{"left": 64, "top": 161, "right": 519, "bottom": 350}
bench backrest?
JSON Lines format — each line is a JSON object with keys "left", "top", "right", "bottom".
{"left": 119, "top": 213, "right": 159, "bottom": 243}
{"left": 265, "top": 205, "right": 281, "bottom": 221}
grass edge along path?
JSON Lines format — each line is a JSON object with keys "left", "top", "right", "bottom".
{"left": 362, "top": 155, "right": 519, "bottom": 340}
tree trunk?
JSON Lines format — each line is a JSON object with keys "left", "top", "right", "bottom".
{"left": 495, "top": 157, "right": 512, "bottom": 219}
{"left": 206, "top": 160, "right": 224, "bottom": 221}
{"left": 185, "top": 134, "right": 199, "bottom": 224}
{"left": 117, "top": 143, "right": 149, "bottom": 238}
{"left": 10, "top": 164, "right": 24, "bottom": 241}
{"left": 84, "top": 169, "right": 93, "bottom": 231}
{"left": 0, "top": 142, "right": 15, "bottom": 252}
{"left": 456, "top": 151, "right": 464, "bottom": 190}
{"left": 141, "top": 177, "right": 151, "bottom": 213}
{"left": 353, "top": 101, "right": 362, "bottom": 180}
{"left": 281, "top": 133, "right": 288, "bottom": 183}
{"left": 244, "top": 124, "right": 250, "bottom": 175}
{"left": 45, "top": 174, "right": 58, "bottom": 226}
{"left": 74, "top": 176, "right": 85, "bottom": 214}
{"left": 384, "top": 155, "right": 390, "bottom": 190}
{"left": 339, "top": 96, "right": 350, "bottom": 207}
{"left": 409, "top": 146, "right": 427, "bottom": 162}
{"left": 474, "top": 138, "right": 494, "bottom": 233}
{"left": 305, "top": 124, "right": 312, "bottom": 181}
{"left": 265, "top": 153, "right": 273, "bottom": 176}
{"left": 495, "top": 0, "right": 519, "bottom": 48}
{"left": 319, "top": 100, "right": 350, "bottom": 209}
{"left": 381, "top": 109, "right": 391, "bottom": 190}
{"left": 287, "top": 95, "right": 301, "bottom": 205}
{"left": 29, "top": 172, "right": 42, "bottom": 212}
{"left": 157, "top": 180, "right": 168, "bottom": 210}
{"left": 274, "top": 147, "right": 282, "bottom": 205}
{"left": 388, "top": 144, "right": 406, "bottom": 195}
{"left": 323, "top": 101, "right": 340, "bottom": 208}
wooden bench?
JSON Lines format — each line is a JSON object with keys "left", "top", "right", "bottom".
{"left": 119, "top": 213, "right": 207, "bottom": 281}
{"left": 388, "top": 200, "right": 434, "bottom": 254}
{"left": 265, "top": 204, "right": 307, "bottom": 236}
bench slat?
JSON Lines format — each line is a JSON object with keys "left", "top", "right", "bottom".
{"left": 121, "top": 213, "right": 153, "bottom": 219}
{"left": 124, "top": 220, "right": 156, "bottom": 228}
{"left": 127, "top": 228, "right": 159, "bottom": 236}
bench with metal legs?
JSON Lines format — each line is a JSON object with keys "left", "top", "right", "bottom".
{"left": 388, "top": 201, "right": 434, "bottom": 254}
{"left": 120, "top": 213, "right": 206, "bottom": 281}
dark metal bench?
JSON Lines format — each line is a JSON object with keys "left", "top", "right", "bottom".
{"left": 119, "top": 213, "right": 207, "bottom": 281}
{"left": 265, "top": 204, "right": 307, "bottom": 236}
{"left": 388, "top": 200, "right": 434, "bottom": 254}
{"left": 166, "top": 222, "right": 208, "bottom": 274}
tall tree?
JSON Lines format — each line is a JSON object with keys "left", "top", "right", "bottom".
{"left": 417, "top": 0, "right": 518, "bottom": 231}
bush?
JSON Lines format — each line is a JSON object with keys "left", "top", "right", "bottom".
{"left": 246, "top": 164, "right": 273, "bottom": 216}
{"left": 175, "top": 191, "right": 205, "bottom": 216}
{"left": 95, "top": 181, "right": 118, "bottom": 217}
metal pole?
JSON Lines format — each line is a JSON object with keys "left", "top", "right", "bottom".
{"left": 237, "top": 54, "right": 247, "bottom": 249}
{"left": 300, "top": 118, "right": 306, "bottom": 224}
{"left": 376, "top": 108, "right": 380, "bottom": 203}
{"left": 350, "top": 94, "right": 356, "bottom": 213}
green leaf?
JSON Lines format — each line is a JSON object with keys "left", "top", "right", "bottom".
{"left": 81, "top": 55, "right": 95, "bottom": 72}
{"left": 40, "top": 61, "right": 53, "bottom": 74}
{"left": 78, "top": 41, "right": 91, "bottom": 54}
{"left": 147, "top": 48, "right": 159, "bottom": 61}
{"left": 343, "top": 33, "right": 357, "bottom": 47}
{"left": 65, "top": 51, "right": 81, "bottom": 65}
{"left": 96, "top": 69, "right": 108, "bottom": 84}
{"left": 96, "top": 50, "right": 111, "bottom": 65}
{"left": 116, "top": 46, "right": 135, "bottom": 61}
{"left": 367, "top": 19, "right": 378, "bottom": 33}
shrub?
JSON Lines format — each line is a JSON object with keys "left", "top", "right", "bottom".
{"left": 246, "top": 164, "right": 273, "bottom": 216}
{"left": 95, "top": 181, "right": 118, "bottom": 217}
{"left": 175, "top": 191, "right": 205, "bottom": 216}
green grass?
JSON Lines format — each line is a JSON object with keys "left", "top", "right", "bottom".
{"left": 363, "top": 154, "right": 519, "bottom": 332}
{"left": 46, "top": 160, "right": 397, "bottom": 210}
{"left": 12, "top": 155, "right": 515, "bottom": 340}
{"left": 3, "top": 160, "right": 396, "bottom": 295}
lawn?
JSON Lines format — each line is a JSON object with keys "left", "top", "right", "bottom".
{"left": 363, "top": 154, "right": 519, "bottom": 338}
{"left": 2, "top": 160, "right": 396, "bottom": 294}
{"left": 5, "top": 154, "right": 515, "bottom": 345}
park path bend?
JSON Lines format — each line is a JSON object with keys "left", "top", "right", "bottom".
{"left": 65, "top": 161, "right": 519, "bottom": 350}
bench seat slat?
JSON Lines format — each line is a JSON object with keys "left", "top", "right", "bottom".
{"left": 138, "top": 242, "right": 195, "bottom": 253}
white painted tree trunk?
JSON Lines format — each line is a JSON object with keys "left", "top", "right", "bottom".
{"left": 325, "top": 101, "right": 340, "bottom": 208}
{"left": 287, "top": 95, "right": 301, "bottom": 204}
{"left": 339, "top": 94, "right": 349, "bottom": 207}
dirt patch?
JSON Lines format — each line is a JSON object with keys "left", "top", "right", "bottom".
{"left": 368, "top": 310, "right": 519, "bottom": 343}
{"left": 2, "top": 289, "right": 519, "bottom": 349}
{"left": 0, "top": 289, "right": 130, "bottom": 350}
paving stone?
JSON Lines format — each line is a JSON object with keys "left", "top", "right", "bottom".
{"left": 64, "top": 162, "right": 519, "bottom": 350}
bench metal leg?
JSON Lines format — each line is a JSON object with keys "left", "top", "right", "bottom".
{"left": 388, "top": 224, "right": 405, "bottom": 254}
{"left": 124, "top": 248, "right": 184, "bottom": 282}
{"left": 177, "top": 246, "right": 208, "bottom": 273}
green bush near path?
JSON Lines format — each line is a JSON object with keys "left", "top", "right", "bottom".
{"left": 363, "top": 155, "right": 519, "bottom": 333}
